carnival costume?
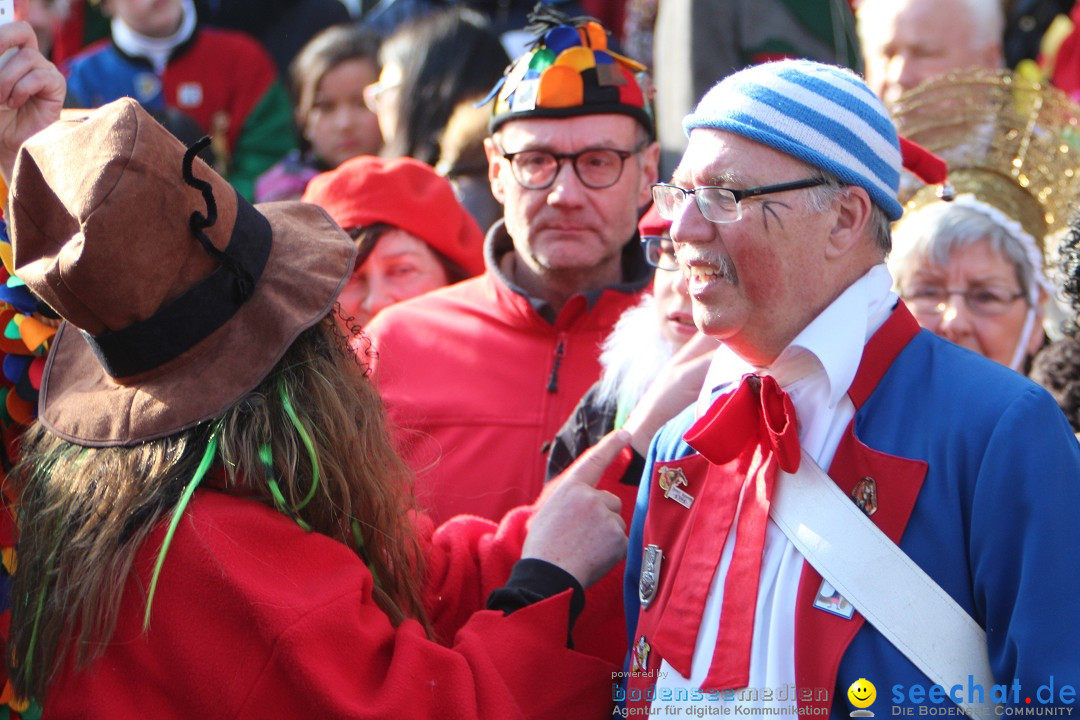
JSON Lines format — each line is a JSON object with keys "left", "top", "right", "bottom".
{"left": 623, "top": 59, "right": 1080, "bottom": 717}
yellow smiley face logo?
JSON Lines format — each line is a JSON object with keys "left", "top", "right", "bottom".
{"left": 848, "top": 678, "right": 877, "bottom": 708}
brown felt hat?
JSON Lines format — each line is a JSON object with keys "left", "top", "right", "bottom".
{"left": 9, "top": 98, "right": 356, "bottom": 447}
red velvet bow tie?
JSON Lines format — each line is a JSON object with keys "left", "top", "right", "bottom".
{"left": 654, "top": 374, "right": 800, "bottom": 691}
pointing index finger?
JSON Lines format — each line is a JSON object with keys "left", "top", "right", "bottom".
{"left": 560, "top": 428, "right": 630, "bottom": 488}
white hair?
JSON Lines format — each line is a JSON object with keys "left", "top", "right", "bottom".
{"left": 956, "top": 0, "right": 1005, "bottom": 50}
{"left": 888, "top": 197, "right": 1046, "bottom": 304}
{"left": 804, "top": 169, "right": 894, "bottom": 256}
{"left": 856, "top": 0, "right": 1004, "bottom": 52}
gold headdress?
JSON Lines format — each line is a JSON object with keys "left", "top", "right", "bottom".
{"left": 891, "top": 68, "right": 1080, "bottom": 251}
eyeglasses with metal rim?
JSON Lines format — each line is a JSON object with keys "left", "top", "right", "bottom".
{"left": 641, "top": 235, "right": 679, "bottom": 271}
{"left": 651, "top": 177, "right": 827, "bottom": 224}
{"left": 900, "top": 286, "right": 1027, "bottom": 317}
{"left": 495, "top": 141, "right": 648, "bottom": 190}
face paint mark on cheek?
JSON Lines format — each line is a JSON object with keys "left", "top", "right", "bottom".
{"left": 759, "top": 200, "right": 789, "bottom": 232}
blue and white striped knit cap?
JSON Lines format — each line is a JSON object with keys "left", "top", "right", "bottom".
{"left": 683, "top": 59, "right": 904, "bottom": 221}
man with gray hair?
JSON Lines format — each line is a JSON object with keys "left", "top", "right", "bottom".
{"left": 365, "top": 10, "right": 658, "bottom": 527}
{"left": 857, "top": 0, "right": 1004, "bottom": 106}
{"left": 621, "top": 59, "right": 1080, "bottom": 716}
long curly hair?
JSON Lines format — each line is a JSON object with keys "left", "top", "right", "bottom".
{"left": 1059, "top": 212, "right": 1080, "bottom": 336}
{"left": 1029, "top": 210, "right": 1080, "bottom": 431}
{"left": 5, "top": 314, "right": 427, "bottom": 700}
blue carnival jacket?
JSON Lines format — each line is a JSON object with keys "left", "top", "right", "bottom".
{"left": 624, "top": 305, "right": 1080, "bottom": 717}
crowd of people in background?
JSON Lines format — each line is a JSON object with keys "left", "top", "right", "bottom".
{"left": 0, "top": 0, "right": 1076, "bottom": 717}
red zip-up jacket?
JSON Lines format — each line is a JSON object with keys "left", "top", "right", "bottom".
{"left": 364, "top": 224, "right": 650, "bottom": 671}
{"left": 364, "top": 222, "right": 651, "bottom": 527}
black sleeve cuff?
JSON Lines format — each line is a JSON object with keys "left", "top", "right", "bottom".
{"left": 485, "top": 558, "right": 586, "bottom": 647}
{"left": 623, "top": 447, "right": 646, "bottom": 486}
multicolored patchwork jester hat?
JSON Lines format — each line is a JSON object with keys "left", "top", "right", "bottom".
{"left": 487, "top": 4, "right": 654, "bottom": 137}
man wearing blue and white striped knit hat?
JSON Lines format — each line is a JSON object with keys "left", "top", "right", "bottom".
{"left": 621, "top": 59, "right": 1080, "bottom": 717}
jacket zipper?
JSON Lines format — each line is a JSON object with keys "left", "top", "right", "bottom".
{"left": 546, "top": 335, "right": 566, "bottom": 393}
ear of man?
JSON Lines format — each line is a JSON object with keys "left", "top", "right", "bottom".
{"left": 824, "top": 185, "right": 874, "bottom": 261}
{"left": 635, "top": 140, "right": 660, "bottom": 209}
{"left": 484, "top": 135, "right": 506, "bottom": 204}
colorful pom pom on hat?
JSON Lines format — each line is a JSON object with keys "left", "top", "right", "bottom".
{"left": 486, "top": 9, "right": 654, "bottom": 137}
{"left": 683, "top": 59, "right": 904, "bottom": 221}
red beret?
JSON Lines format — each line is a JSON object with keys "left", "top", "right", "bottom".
{"left": 638, "top": 203, "right": 669, "bottom": 237}
{"left": 302, "top": 156, "right": 486, "bottom": 276}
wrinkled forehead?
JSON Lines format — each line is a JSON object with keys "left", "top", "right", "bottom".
{"left": 672, "top": 128, "right": 811, "bottom": 186}
{"left": 493, "top": 113, "right": 643, "bottom": 151}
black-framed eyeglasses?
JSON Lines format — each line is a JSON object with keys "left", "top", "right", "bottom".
{"left": 496, "top": 141, "right": 648, "bottom": 190}
{"left": 651, "top": 178, "right": 827, "bottom": 224}
{"left": 642, "top": 235, "right": 678, "bottom": 271}
{"left": 900, "top": 286, "right": 1026, "bottom": 317}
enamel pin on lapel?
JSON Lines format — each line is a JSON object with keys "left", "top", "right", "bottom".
{"left": 657, "top": 465, "right": 694, "bottom": 508}
{"left": 639, "top": 544, "right": 663, "bottom": 609}
{"left": 851, "top": 476, "right": 878, "bottom": 516}
{"left": 631, "top": 635, "right": 651, "bottom": 672}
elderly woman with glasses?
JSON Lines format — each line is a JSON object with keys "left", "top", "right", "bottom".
{"left": 888, "top": 195, "right": 1050, "bottom": 372}
{"left": 884, "top": 68, "right": 1080, "bottom": 375}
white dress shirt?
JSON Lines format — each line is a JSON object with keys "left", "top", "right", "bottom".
{"left": 652, "top": 264, "right": 898, "bottom": 715}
